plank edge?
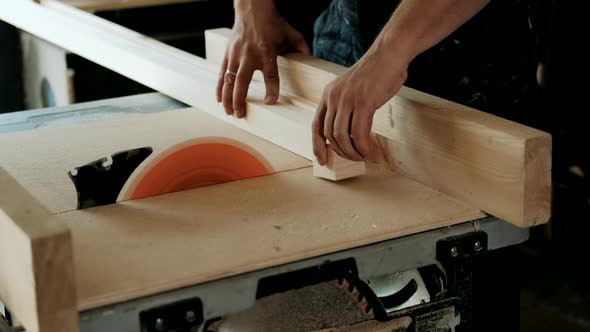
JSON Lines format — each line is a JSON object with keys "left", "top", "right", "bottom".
{"left": 523, "top": 133, "right": 552, "bottom": 227}
{"left": 0, "top": 167, "right": 78, "bottom": 332}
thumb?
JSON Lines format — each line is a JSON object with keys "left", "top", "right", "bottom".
{"left": 294, "top": 37, "right": 311, "bottom": 56}
{"left": 287, "top": 28, "right": 311, "bottom": 56}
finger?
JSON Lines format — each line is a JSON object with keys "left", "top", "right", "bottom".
{"left": 262, "top": 59, "right": 280, "bottom": 105}
{"left": 222, "top": 55, "right": 240, "bottom": 116}
{"left": 334, "top": 106, "right": 364, "bottom": 161}
{"left": 216, "top": 51, "right": 229, "bottom": 103}
{"left": 312, "top": 100, "right": 328, "bottom": 165}
{"left": 323, "top": 99, "right": 347, "bottom": 159}
{"left": 351, "top": 109, "right": 375, "bottom": 160}
{"left": 233, "top": 58, "right": 255, "bottom": 119}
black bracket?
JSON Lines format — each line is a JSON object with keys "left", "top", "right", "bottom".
{"left": 139, "top": 297, "right": 203, "bottom": 332}
{"left": 436, "top": 231, "right": 488, "bottom": 262}
{"left": 435, "top": 231, "right": 488, "bottom": 331}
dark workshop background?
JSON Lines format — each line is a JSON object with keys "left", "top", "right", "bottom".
{"left": 1, "top": 0, "right": 589, "bottom": 331}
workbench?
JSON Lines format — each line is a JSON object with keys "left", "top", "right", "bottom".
{"left": 0, "top": 93, "right": 528, "bottom": 332}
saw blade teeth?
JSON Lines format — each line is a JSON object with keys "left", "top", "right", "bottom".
{"left": 329, "top": 279, "right": 374, "bottom": 320}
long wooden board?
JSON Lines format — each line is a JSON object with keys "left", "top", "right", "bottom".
{"left": 205, "top": 28, "right": 552, "bottom": 228}
{"left": 0, "top": 168, "right": 78, "bottom": 332}
{"left": 55, "top": 163, "right": 484, "bottom": 311}
{"left": 1, "top": 0, "right": 362, "bottom": 180}
{"left": 0, "top": 108, "right": 309, "bottom": 214}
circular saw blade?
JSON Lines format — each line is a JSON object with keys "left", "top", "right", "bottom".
{"left": 198, "top": 278, "right": 376, "bottom": 332}
{"left": 119, "top": 138, "right": 273, "bottom": 201}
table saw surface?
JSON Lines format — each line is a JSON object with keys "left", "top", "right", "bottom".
{"left": 0, "top": 93, "right": 486, "bottom": 312}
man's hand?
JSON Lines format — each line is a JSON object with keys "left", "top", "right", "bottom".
{"left": 312, "top": 0, "right": 491, "bottom": 165}
{"left": 217, "top": 0, "right": 310, "bottom": 118}
{"left": 312, "top": 46, "right": 409, "bottom": 165}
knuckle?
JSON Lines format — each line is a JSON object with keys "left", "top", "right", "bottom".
{"left": 258, "top": 43, "right": 273, "bottom": 55}
{"left": 230, "top": 42, "right": 241, "bottom": 55}
{"left": 327, "top": 89, "right": 340, "bottom": 104}
{"left": 240, "top": 40, "right": 251, "bottom": 50}
{"left": 265, "top": 74, "right": 278, "bottom": 82}
{"left": 356, "top": 102, "right": 371, "bottom": 113}
{"left": 246, "top": 43, "right": 261, "bottom": 56}
{"left": 264, "top": 70, "right": 279, "bottom": 81}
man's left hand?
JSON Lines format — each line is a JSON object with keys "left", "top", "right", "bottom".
{"left": 311, "top": 47, "right": 409, "bottom": 165}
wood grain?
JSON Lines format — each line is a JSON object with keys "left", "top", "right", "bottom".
{"left": 313, "top": 148, "right": 366, "bottom": 181}
{"left": 0, "top": 108, "right": 309, "bottom": 214}
{"left": 54, "top": 163, "right": 484, "bottom": 310}
{"left": 1, "top": 0, "right": 362, "bottom": 180}
{"left": 0, "top": 168, "right": 78, "bottom": 332}
{"left": 205, "top": 28, "right": 552, "bottom": 228}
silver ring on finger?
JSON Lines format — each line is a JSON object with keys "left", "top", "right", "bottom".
{"left": 224, "top": 69, "right": 238, "bottom": 85}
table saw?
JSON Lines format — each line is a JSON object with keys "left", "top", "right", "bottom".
{"left": 0, "top": 92, "right": 527, "bottom": 332}
{"left": 0, "top": 2, "right": 551, "bottom": 332}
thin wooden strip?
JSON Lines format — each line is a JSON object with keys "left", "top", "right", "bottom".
{"left": 205, "top": 28, "right": 552, "bottom": 228}
{"left": 0, "top": 168, "right": 78, "bottom": 332}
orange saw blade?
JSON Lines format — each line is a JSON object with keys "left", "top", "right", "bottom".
{"left": 119, "top": 138, "right": 273, "bottom": 201}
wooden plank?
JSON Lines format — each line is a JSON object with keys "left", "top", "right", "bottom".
{"left": 54, "top": 163, "right": 484, "bottom": 310}
{"left": 0, "top": 168, "right": 78, "bottom": 332}
{"left": 313, "top": 148, "right": 366, "bottom": 181}
{"left": 205, "top": 28, "right": 552, "bottom": 228}
{"left": 0, "top": 108, "right": 310, "bottom": 214}
{"left": 0, "top": 0, "right": 362, "bottom": 180}
{"left": 59, "top": 0, "right": 197, "bottom": 13}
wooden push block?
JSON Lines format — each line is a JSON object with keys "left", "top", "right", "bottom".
{"left": 313, "top": 147, "right": 366, "bottom": 181}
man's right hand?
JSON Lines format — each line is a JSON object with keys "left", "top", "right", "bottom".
{"left": 217, "top": 0, "right": 310, "bottom": 118}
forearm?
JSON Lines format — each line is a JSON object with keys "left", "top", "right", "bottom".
{"left": 371, "top": 0, "right": 491, "bottom": 63}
